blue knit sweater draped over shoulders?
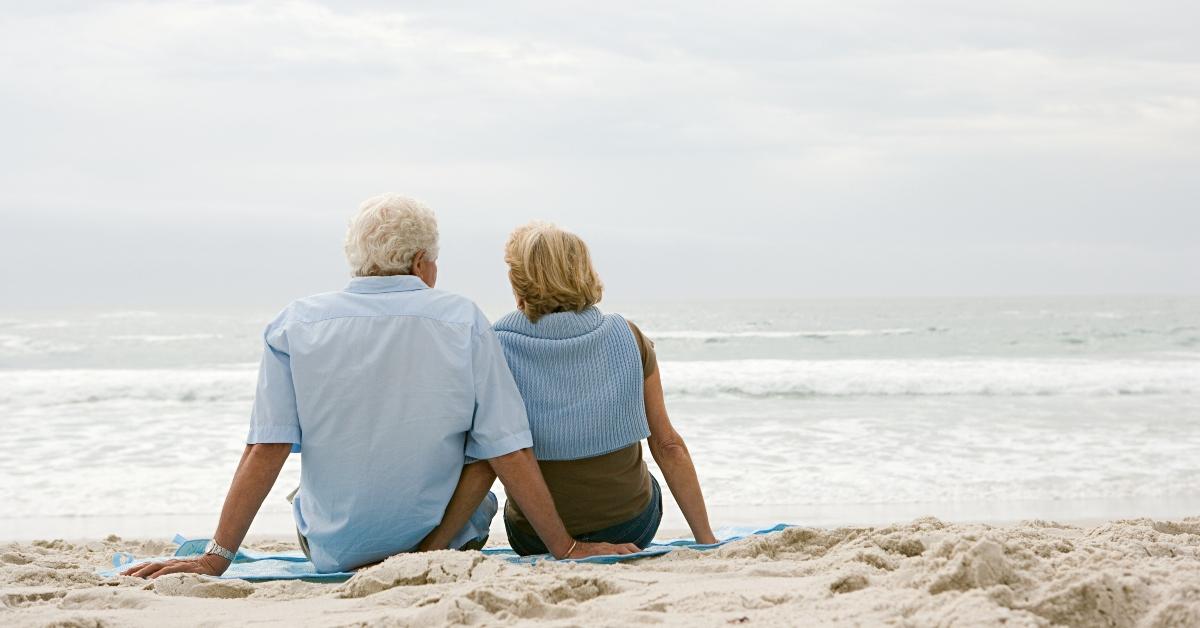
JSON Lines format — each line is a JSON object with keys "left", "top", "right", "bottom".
{"left": 493, "top": 307, "right": 650, "bottom": 461}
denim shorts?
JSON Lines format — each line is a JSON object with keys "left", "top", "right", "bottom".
{"left": 505, "top": 475, "right": 663, "bottom": 556}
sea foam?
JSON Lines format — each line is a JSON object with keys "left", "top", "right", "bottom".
{"left": 646, "top": 328, "right": 917, "bottom": 340}
{"left": 659, "top": 358, "right": 1200, "bottom": 398}
{"left": 2, "top": 356, "right": 1196, "bottom": 410}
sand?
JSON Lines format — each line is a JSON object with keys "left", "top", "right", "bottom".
{"left": 3, "top": 517, "right": 1200, "bottom": 627}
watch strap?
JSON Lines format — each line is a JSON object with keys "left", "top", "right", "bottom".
{"left": 204, "top": 540, "right": 237, "bottom": 562}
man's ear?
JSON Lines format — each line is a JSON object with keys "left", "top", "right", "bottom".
{"left": 411, "top": 250, "right": 427, "bottom": 272}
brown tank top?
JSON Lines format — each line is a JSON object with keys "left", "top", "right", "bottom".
{"left": 505, "top": 321, "right": 657, "bottom": 535}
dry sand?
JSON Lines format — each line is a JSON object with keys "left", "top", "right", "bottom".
{"left": 3, "top": 517, "right": 1200, "bottom": 627}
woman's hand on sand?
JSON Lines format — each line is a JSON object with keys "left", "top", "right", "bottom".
{"left": 120, "top": 554, "right": 230, "bottom": 579}
{"left": 566, "top": 541, "right": 640, "bottom": 558}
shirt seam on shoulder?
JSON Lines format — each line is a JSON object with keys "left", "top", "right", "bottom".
{"left": 283, "top": 313, "right": 476, "bottom": 328}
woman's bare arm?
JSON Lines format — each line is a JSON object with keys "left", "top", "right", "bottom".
{"left": 123, "top": 443, "right": 293, "bottom": 578}
{"left": 644, "top": 369, "right": 718, "bottom": 544}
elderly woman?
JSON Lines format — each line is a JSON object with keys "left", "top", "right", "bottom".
{"left": 494, "top": 223, "right": 719, "bottom": 554}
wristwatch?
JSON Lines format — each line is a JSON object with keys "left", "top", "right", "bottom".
{"left": 204, "top": 540, "right": 237, "bottom": 562}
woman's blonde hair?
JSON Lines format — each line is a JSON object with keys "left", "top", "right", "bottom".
{"left": 505, "top": 222, "right": 604, "bottom": 323}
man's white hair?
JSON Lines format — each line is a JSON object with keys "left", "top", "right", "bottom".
{"left": 344, "top": 194, "right": 439, "bottom": 277}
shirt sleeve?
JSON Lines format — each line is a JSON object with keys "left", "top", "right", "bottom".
{"left": 465, "top": 325, "right": 533, "bottom": 462}
{"left": 246, "top": 320, "right": 302, "bottom": 453}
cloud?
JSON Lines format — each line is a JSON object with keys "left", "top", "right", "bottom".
{"left": 0, "top": 1, "right": 1197, "bottom": 305}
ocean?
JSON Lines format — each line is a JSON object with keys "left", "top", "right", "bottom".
{"left": 2, "top": 296, "right": 1198, "bottom": 540}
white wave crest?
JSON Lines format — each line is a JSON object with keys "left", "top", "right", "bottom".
{"left": 660, "top": 358, "right": 1200, "bottom": 398}
{"left": 13, "top": 320, "right": 74, "bottom": 330}
{"left": 108, "top": 333, "right": 225, "bottom": 343}
{"left": 96, "top": 310, "right": 159, "bottom": 319}
{"left": 0, "top": 368, "right": 258, "bottom": 407}
{"left": 0, "top": 334, "right": 84, "bottom": 356}
{"left": 647, "top": 328, "right": 916, "bottom": 340}
{"left": 3, "top": 357, "right": 1196, "bottom": 409}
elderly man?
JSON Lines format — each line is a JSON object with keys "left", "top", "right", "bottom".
{"left": 124, "top": 195, "right": 637, "bottom": 577}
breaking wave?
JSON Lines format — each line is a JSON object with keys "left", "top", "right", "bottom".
{"left": 3, "top": 356, "right": 1197, "bottom": 409}
{"left": 659, "top": 358, "right": 1200, "bottom": 398}
{"left": 647, "top": 328, "right": 918, "bottom": 340}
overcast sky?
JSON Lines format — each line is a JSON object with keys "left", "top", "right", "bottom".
{"left": 1, "top": 1, "right": 1197, "bottom": 309}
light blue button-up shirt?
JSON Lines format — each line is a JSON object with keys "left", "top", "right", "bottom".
{"left": 246, "top": 275, "right": 532, "bottom": 572}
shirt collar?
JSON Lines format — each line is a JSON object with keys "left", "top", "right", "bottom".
{"left": 345, "top": 275, "right": 429, "bottom": 294}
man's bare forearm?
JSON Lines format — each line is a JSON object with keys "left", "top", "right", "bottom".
{"left": 211, "top": 443, "right": 292, "bottom": 554}
{"left": 487, "top": 448, "right": 574, "bottom": 558}
{"left": 122, "top": 442, "right": 291, "bottom": 578}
